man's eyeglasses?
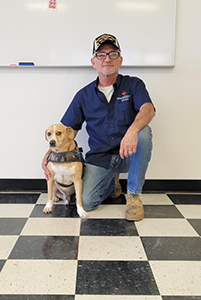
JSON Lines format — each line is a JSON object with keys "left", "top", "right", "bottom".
{"left": 95, "top": 51, "right": 120, "bottom": 60}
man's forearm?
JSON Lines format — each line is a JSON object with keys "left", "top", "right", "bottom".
{"left": 128, "top": 102, "right": 155, "bottom": 134}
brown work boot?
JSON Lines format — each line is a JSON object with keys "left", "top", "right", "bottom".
{"left": 109, "top": 174, "right": 122, "bottom": 198}
{"left": 125, "top": 192, "right": 144, "bottom": 221}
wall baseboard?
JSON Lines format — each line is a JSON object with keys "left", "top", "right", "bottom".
{"left": 0, "top": 179, "right": 201, "bottom": 193}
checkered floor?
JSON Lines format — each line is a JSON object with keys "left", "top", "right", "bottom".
{"left": 0, "top": 192, "right": 201, "bottom": 299}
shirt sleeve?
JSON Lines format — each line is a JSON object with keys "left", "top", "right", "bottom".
{"left": 60, "top": 92, "right": 85, "bottom": 130}
{"left": 132, "top": 79, "right": 153, "bottom": 111}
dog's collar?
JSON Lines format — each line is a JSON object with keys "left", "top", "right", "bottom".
{"left": 56, "top": 181, "right": 74, "bottom": 188}
{"left": 47, "top": 145, "right": 84, "bottom": 164}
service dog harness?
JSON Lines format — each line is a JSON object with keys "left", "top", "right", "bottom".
{"left": 47, "top": 144, "right": 84, "bottom": 188}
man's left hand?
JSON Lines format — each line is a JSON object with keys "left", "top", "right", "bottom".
{"left": 119, "top": 130, "right": 138, "bottom": 159}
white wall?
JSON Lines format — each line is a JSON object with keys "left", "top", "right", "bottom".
{"left": 0, "top": 0, "right": 200, "bottom": 180}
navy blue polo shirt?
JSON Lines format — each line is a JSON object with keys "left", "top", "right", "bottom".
{"left": 61, "top": 74, "right": 153, "bottom": 168}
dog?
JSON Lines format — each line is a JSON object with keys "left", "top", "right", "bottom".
{"left": 43, "top": 123, "right": 87, "bottom": 218}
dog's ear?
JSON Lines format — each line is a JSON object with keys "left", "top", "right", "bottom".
{"left": 66, "top": 127, "right": 76, "bottom": 140}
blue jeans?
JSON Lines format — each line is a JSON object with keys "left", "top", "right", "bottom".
{"left": 82, "top": 125, "right": 153, "bottom": 212}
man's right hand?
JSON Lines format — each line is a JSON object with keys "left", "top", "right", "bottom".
{"left": 42, "top": 150, "right": 51, "bottom": 180}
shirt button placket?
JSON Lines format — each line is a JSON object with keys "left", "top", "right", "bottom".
{"left": 108, "top": 108, "right": 115, "bottom": 145}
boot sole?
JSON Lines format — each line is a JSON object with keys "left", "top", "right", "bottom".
{"left": 125, "top": 213, "right": 144, "bottom": 221}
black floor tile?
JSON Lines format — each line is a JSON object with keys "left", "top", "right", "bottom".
{"left": 144, "top": 205, "right": 184, "bottom": 218}
{"left": 0, "top": 218, "right": 27, "bottom": 235}
{"left": 9, "top": 236, "right": 79, "bottom": 259}
{"left": 0, "top": 296, "right": 74, "bottom": 300}
{"left": 76, "top": 260, "right": 159, "bottom": 295}
{"left": 102, "top": 193, "right": 126, "bottom": 204}
{"left": 30, "top": 204, "right": 79, "bottom": 218}
{"left": 80, "top": 219, "right": 137, "bottom": 236}
{"left": 0, "top": 193, "right": 40, "bottom": 203}
{"left": 141, "top": 237, "right": 201, "bottom": 260}
{"left": 187, "top": 219, "right": 201, "bottom": 236}
{"left": 0, "top": 260, "right": 6, "bottom": 271}
{"left": 167, "top": 194, "right": 201, "bottom": 204}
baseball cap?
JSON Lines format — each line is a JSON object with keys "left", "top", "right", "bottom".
{"left": 92, "top": 34, "right": 121, "bottom": 54}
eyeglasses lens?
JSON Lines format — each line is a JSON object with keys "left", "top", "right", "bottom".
{"left": 96, "top": 52, "right": 119, "bottom": 60}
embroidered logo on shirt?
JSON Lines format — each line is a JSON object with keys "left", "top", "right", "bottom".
{"left": 117, "top": 93, "right": 131, "bottom": 102}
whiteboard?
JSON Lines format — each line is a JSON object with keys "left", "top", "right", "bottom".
{"left": 0, "top": 0, "right": 176, "bottom": 67}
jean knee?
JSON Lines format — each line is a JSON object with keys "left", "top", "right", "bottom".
{"left": 138, "top": 126, "right": 152, "bottom": 147}
{"left": 81, "top": 190, "right": 98, "bottom": 212}
{"left": 81, "top": 194, "right": 92, "bottom": 212}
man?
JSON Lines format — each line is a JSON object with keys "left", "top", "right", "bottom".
{"left": 43, "top": 33, "right": 155, "bottom": 221}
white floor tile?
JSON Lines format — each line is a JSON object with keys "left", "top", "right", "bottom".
{"left": 136, "top": 219, "right": 199, "bottom": 236}
{"left": 0, "top": 236, "right": 18, "bottom": 259}
{"left": 0, "top": 204, "right": 35, "bottom": 218}
{"left": 36, "top": 193, "right": 48, "bottom": 204}
{"left": 78, "top": 236, "right": 147, "bottom": 261}
{"left": 150, "top": 261, "right": 201, "bottom": 295}
{"left": 0, "top": 260, "right": 77, "bottom": 294}
{"left": 87, "top": 205, "right": 126, "bottom": 219}
{"left": 141, "top": 194, "right": 173, "bottom": 205}
{"left": 176, "top": 205, "right": 201, "bottom": 219}
{"left": 20, "top": 218, "right": 80, "bottom": 236}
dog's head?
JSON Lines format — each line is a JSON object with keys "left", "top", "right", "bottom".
{"left": 45, "top": 124, "right": 76, "bottom": 150}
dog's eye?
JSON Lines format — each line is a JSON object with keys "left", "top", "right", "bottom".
{"left": 47, "top": 132, "right": 51, "bottom": 136}
{"left": 56, "top": 131, "right": 62, "bottom": 136}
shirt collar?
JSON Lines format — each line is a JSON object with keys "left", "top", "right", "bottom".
{"left": 95, "top": 74, "right": 122, "bottom": 91}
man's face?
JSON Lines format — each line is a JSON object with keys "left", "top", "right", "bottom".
{"left": 91, "top": 44, "right": 123, "bottom": 77}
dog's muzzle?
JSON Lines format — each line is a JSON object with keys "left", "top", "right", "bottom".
{"left": 49, "top": 140, "right": 56, "bottom": 147}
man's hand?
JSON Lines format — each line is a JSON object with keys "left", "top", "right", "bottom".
{"left": 119, "top": 130, "right": 138, "bottom": 159}
{"left": 119, "top": 103, "right": 155, "bottom": 159}
{"left": 42, "top": 150, "right": 51, "bottom": 180}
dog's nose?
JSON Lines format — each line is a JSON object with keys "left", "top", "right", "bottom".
{"left": 49, "top": 140, "right": 56, "bottom": 147}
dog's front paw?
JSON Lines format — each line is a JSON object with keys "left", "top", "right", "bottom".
{"left": 43, "top": 204, "right": 52, "bottom": 213}
{"left": 77, "top": 206, "right": 88, "bottom": 218}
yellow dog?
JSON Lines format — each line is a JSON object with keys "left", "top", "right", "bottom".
{"left": 43, "top": 123, "right": 87, "bottom": 218}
